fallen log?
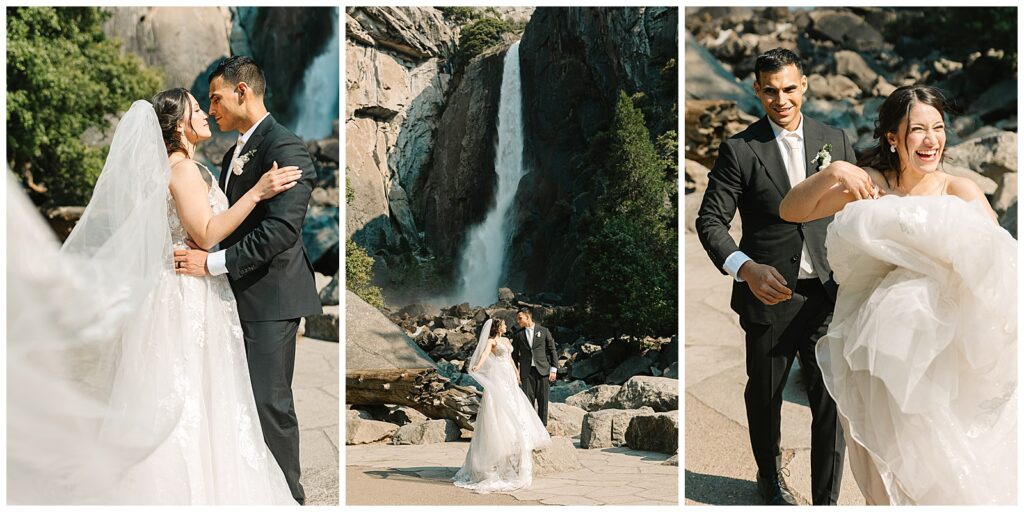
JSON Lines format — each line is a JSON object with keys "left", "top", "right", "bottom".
{"left": 346, "top": 368, "right": 481, "bottom": 430}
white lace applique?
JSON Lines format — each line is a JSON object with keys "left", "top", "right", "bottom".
{"left": 896, "top": 205, "right": 928, "bottom": 235}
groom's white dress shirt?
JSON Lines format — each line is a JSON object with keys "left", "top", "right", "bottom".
{"left": 526, "top": 324, "right": 557, "bottom": 375}
{"left": 722, "top": 114, "right": 818, "bottom": 281}
{"left": 207, "top": 113, "right": 271, "bottom": 276}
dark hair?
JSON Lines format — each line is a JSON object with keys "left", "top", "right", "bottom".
{"left": 489, "top": 319, "right": 506, "bottom": 338}
{"left": 151, "top": 87, "right": 193, "bottom": 157}
{"left": 754, "top": 48, "right": 802, "bottom": 83}
{"left": 856, "top": 84, "right": 955, "bottom": 188}
{"left": 209, "top": 55, "right": 266, "bottom": 97}
{"left": 516, "top": 309, "right": 532, "bottom": 319}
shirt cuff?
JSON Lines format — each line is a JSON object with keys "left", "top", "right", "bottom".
{"left": 549, "top": 367, "right": 557, "bottom": 374}
{"left": 723, "top": 251, "right": 752, "bottom": 282}
{"left": 207, "top": 249, "right": 229, "bottom": 276}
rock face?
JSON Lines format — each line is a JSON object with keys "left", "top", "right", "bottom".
{"left": 579, "top": 407, "right": 654, "bottom": 449}
{"left": 546, "top": 402, "right": 587, "bottom": 438}
{"left": 607, "top": 376, "right": 679, "bottom": 412}
{"left": 346, "top": 7, "right": 456, "bottom": 278}
{"left": 232, "top": 7, "right": 338, "bottom": 125}
{"left": 549, "top": 380, "right": 590, "bottom": 403}
{"left": 413, "top": 44, "right": 507, "bottom": 270}
{"left": 625, "top": 411, "right": 678, "bottom": 454}
{"left": 392, "top": 419, "right": 460, "bottom": 444}
{"left": 533, "top": 436, "right": 583, "bottom": 475}
{"left": 346, "top": 410, "right": 398, "bottom": 444}
{"left": 346, "top": 290, "right": 435, "bottom": 371}
{"left": 102, "top": 7, "right": 232, "bottom": 89}
{"left": 510, "top": 7, "right": 678, "bottom": 297}
{"left": 565, "top": 385, "right": 621, "bottom": 412}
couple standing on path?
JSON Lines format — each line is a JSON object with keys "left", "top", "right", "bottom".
{"left": 696, "top": 48, "right": 1015, "bottom": 506}
{"left": 453, "top": 309, "right": 559, "bottom": 494}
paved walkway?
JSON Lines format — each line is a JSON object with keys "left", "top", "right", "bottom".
{"left": 294, "top": 335, "right": 340, "bottom": 506}
{"left": 685, "top": 232, "right": 865, "bottom": 506}
{"left": 346, "top": 440, "right": 677, "bottom": 506}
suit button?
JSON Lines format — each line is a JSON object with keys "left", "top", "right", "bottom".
{"left": 791, "top": 256, "right": 799, "bottom": 263}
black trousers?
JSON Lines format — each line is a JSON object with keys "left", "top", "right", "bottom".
{"left": 741, "top": 279, "right": 845, "bottom": 505}
{"left": 521, "top": 368, "right": 550, "bottom": 425}
{"left": 242, "top": 319, "right": 304, "bottom": 504}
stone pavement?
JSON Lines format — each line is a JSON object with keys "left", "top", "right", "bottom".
{"left": 294, "top": 335, "right": 340, "bottom": 505}
{"left": 346, "top": 440, "right": 678, "bottom": 506}
{"left": 684, "top": 232, "right": 865, "bottom": 506}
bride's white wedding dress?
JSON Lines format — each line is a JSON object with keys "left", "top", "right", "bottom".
{"left": 6, "top": 101, "right": 295, "bottom": 505}
{"left": 819, "top": 194, "right": 1016, "bottom": 505}
{"left": 453, "top": 326, "right": 551, "bottom": 493}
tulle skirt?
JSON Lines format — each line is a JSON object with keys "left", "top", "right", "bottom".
{"left": 453, "top": 357, "right": 551, "bottom": 493}
{"left": 819, "top": 195, "right": 1016, "bottom": 505}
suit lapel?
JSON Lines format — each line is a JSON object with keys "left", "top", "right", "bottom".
{"left": 219, "top": 147, "right": 232, "bottom": 191}
{"left": 802, "top": 116, "right": 826, "bottom": 178}
{"left": 227, "top": 115, "right": 276, "bottom": 198}
{"left": 746, "top": 116, "right": 791, "bottom": 197}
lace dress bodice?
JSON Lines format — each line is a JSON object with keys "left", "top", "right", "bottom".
{"left": 492, "top": 337, "right": 513, "bottom": 361}
{"left": 168, "top": 162, "right": 227, "bottom": 247}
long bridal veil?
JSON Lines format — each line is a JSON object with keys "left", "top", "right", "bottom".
{"left": 7, "top": 101, "right": 185, "bottom": 504}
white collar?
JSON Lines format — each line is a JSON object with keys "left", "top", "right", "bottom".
{"left": 239, "top": 112, "right": 271, "bottom": 144}
{"left": 768, "top": 113, "right": 804, "bottom": 141}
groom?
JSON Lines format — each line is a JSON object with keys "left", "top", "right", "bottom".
{"left": 174, "top": 56, "right": 322, "bottom": 504}
{"left": 696, "top": 48, "right": 850, "bottom": 506}
{"left": 511, "top": 309, "right": 557, "bottom": 425}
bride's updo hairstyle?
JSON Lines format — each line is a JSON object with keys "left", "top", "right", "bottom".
{"left": 151, "top": 87, "right": 193, "bottom": 157}
{"left": 489, "top": 318, "right": 506, "bottom": 338}
{"left": 857, "top": 84, "right": 956, "bottom": 188}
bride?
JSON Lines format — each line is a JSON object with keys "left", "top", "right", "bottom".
{"left": 453, "top": 318, "right": 551, "bottom": 493}
{"left": 7, "top": 88, "right": 302, "bottom": 504}
{"left": 779, "top": 84, "right": 1016, "bottom": 505}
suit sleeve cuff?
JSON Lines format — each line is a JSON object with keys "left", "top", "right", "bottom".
{"left": 723, "top": 251, "right": 751, "bottom": 282}
{"left": 207, "top": 249, "right": 229, "bottom": 276}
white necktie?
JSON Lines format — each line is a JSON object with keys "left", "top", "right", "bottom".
{"left": 527, "top": 327, "right": 539, "bottom": 368}
{"left": 225, "top": 135, "right": 244, "bottom": 190}
{"left": 782, "top": 134, "right": 817, "bottom": 278}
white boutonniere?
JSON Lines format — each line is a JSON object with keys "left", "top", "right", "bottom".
{"left": 232, "top": 149, "right": 257, "bottom": 175}
{"left": 811, "top": 143, "right": 833, "bottom": 169}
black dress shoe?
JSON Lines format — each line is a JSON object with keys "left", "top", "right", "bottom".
{"left": 757, "top": 468, "right": 798, "bottom": 505}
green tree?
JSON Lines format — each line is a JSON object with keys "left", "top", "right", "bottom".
{"left": 7, "top": 7, "right": 162, "bottom": 208}
{"left": 580, "top": 91, "right": 676, "bottom": 337}
{"left": 454, "top": 17, "right": 514, "bottom": 73}
{"left": 346, "top": 239, "right": 385, "bottom": 309}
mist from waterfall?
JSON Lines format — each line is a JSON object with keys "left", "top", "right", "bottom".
{"left": 453, "top": 42, "right": 526, "bottom": 307}
{"left": 291, "top": 8, "right": 339, "bottom": 140}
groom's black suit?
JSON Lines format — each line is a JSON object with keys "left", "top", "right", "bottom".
{"left": 512, "top": 323, "right": 557, "bottom": 425}
{"left": 219, "top": 114, "right": 322, "bottom": 504}
{"left": 696, "top": 114, "right": 850, "bottom": 505}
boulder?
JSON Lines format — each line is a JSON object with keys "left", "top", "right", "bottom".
{"left": 565, "top": 385, "right": 622, "bottom": 412}
{"left": 807, "top": 9, "right": 885, "bottom": 52}
{"left": 549, "top": 380, "right": 590, "bottom": 403}
{"left": 605, "top": 353, "right": 659, "bottom": 385}
{"left": 663, "top": 454, "right": 679, "bottom": 466}
{"left": 944, "top": 130, "right": 1017, "bottom": 182}
{"left": 319, "top": 274, "right": 339, "bottom": 306}
{"left": 346, "top": 290, "right": 435, "bottom": 371}
{"left": 533, "top": 436, "right": 583, "bottom": 475}
{"left": 384, "top": 405, "right": 428, "bottom": 426}
{"left": 304, "top": 305, "right": 340, "bottom": 342}
{"left": 684, "top": 32, "right": 761, "bottom": 115}
{"left": 346, "top": 7, "right": 456, "bottom": 61}
{"left": 547, "top": 402, "right": 587, "bottom": 438}
{"left": 346, "top": 411, "right": 398, "bottom": 444}
{"left": 943, "top": 164, "right": 998, "bottom": 195}
{"left": 392, "top": 419, "right": 460, "bottom": 445}
{"left": 1000, "top": 201, "right": 1016, "bottom": 238}
{"left": 569, "top": 353, "right": 605, "bottom": 381}
{"left": 607, "top": 376, "right": 679, "bottom": 412}
{"left": 579, "top": 407, "right": 654, "bottom": 449}
{"left": 625, "top": 411, "right": 679, "bottom": 454}
{"left": 397, "top": 303, "right": 441, "bottom": 320}
{"left": 663, "top": 362, "right": 679, "bottom": 379}
{"left": 833, "top": 50, "right": 879, "bottom": 92}
{"left": 807, "top": 74, "right": 861, "bottom": 100}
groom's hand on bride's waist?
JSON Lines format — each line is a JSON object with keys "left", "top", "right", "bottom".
{"left": 738, "top": 261, "right": 793, "bottom": 305}
{"left": 174, "top": 244, "right": 210, "bottom": 276}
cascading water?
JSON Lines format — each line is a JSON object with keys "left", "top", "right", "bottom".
{"left": 290, "top": 8, "right": 340, "bottom": 140}
{"left": 452, "top": 42, "right": 526, "bottom": 307}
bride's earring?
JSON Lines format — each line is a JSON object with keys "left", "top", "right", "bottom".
{"left": 890, "top": 145, "right": 896, "bottom": 153}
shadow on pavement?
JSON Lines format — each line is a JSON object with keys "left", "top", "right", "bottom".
{"left": 685, "top": 469, "right": 760, "bottom": 505}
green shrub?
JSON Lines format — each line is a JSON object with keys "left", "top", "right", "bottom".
{"left": 7, "top": 7, "right": 162, "bottom": 208}
{"left": 346, "top": 239, "right": 386, "bottom": 309}
{"left": 454, "top": 17, "right": 514, "bottom": 73}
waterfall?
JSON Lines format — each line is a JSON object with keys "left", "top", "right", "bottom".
{"left": 452, "top": 42, "right": 526, "bottom": 307}
{"left": 290, "top": 8, "right": 339, "bottom": 140}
